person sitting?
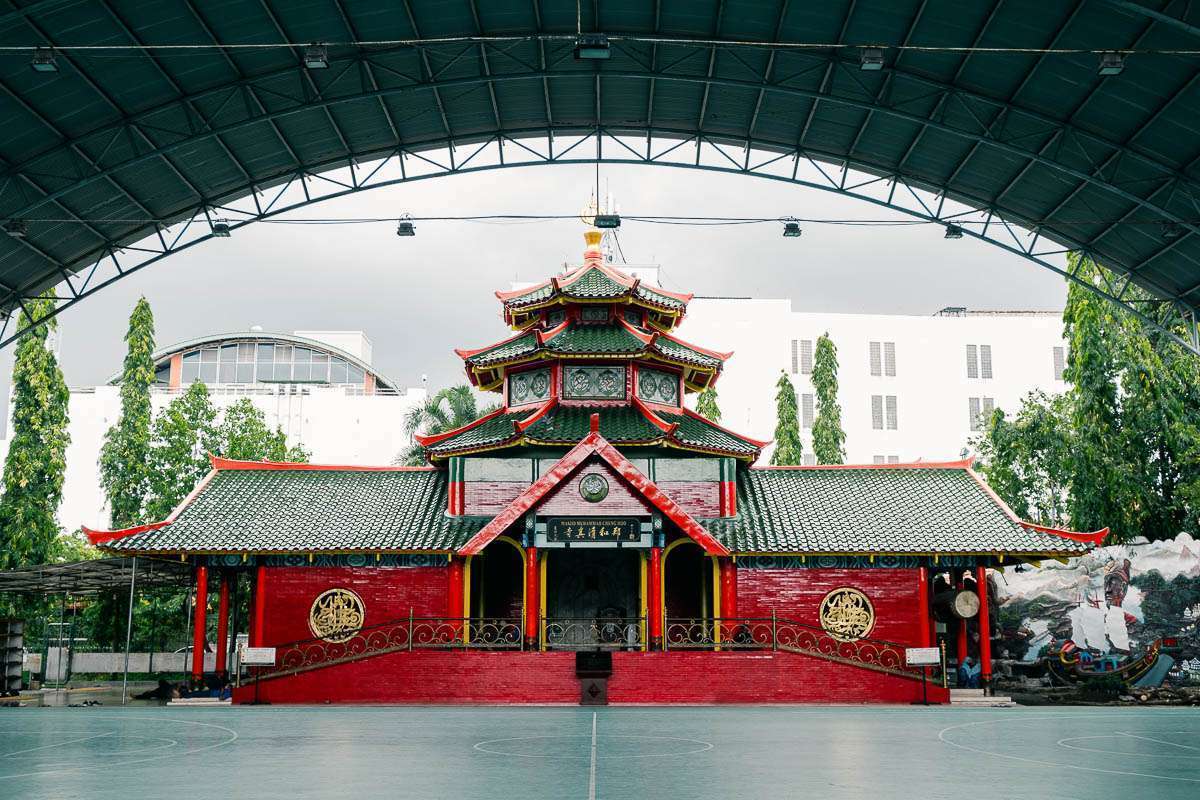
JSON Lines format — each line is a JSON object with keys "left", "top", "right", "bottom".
{"left": 958, "top": 655, "right": 981, "bottom": 688}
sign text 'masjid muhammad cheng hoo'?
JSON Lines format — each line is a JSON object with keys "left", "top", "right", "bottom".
{"left": 545, "top": 518, "right": 641, "bottom": 544}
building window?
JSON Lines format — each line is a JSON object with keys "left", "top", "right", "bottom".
{"left": 873, "top": 455, "right": 886, "bottom": 465}
{"left": 884, "top": 341, "right": 896, "bottom": 377}
{"left": 871, "top": 395, "right": 884, "bottom": 429}
{"left": 790, "top": 339, "right": 798, "bottom": 374}
{"left": 565, "top": 365, "right": 627, "bottom": 400}
{"left": 885, "top": 395, "right": 898, "bottom": 430}
{"left": 869, "top": 342, "right": 882, "bottom": 376}
{"left": 802, "top": 453, "right": 817, "bottom": 466}
{"left": 1053, "top": 346, "right": 1065, "bottom": 381}
{"left": 969, "top": 397, "right": 995, "bottom": 431}
{"left": 801, "top": 393, "right": 814, "bottom": 429}
{"left": 966, "top": 344, "right": 993, "bottom": 379}
{"left": 888, "top": 455, "right": 900, "bottom": 464}
{"left": 792, "top": 339, "right": 813, "bottom": 375}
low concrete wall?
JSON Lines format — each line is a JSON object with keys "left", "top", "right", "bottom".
{"left": 44, "top": 649, "right": 218, "bottom": 680}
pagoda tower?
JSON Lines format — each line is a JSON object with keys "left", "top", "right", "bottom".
{"left": 415, "top": 230, "right": 767, "bottom": 464}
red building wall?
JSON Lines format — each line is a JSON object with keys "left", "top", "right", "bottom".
{"left": 538, "top": 461, "right": 653, "bottom": 516}
{"left": 737, "top": 568, "right": 923, "bottom": 645}
{"left": 259, "top": 566, "right": 447, "bottom": 646}
{"left": 237, "top": 649, "right": 944, "bottom": 705}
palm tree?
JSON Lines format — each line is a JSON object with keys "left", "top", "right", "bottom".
{"left": 394, "top": 385, "right": 498, "bottom": 465}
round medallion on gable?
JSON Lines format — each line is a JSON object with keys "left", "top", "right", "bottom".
{"left": 658, "top": 376, "right": 678, "bottom": 404}
{"left": 579, "top": 473, "right": 610, "bottom": 503}
{"left": 570, "top": 370, "right": 593, "bottom": 395}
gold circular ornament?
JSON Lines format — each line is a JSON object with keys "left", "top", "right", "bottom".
{"left": 308, "top": 588, "right": 365, "bottom": 643}
{"left": 818, "top": 587, "right": 876, "bottom": 642}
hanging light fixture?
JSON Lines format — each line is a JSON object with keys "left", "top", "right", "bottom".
{"left": 594, "top": 214, "right": 621, "bottom": 229}
{"left": 31, "top": 47, "right": 58, "bottom": 73}
{"left": 1097, "top": 51, "right": 1125, "bottom": 77}
{"left": 860, "top": 47, "right": 885, "bottom": 71}
{"left": 396, "top": 215, "right": 416, "bottom": 236}
{"left": 1161, "top": 221, "right": 1184, "bottom": 241}
{"left": 944, "top": 224, "right": 964, "bottom": 239}
{"left": 574, "top": 34, "right": 611, "bottom": 60}
{"left": 3, "top": 219, "right": 29, "bottom": 238}
{"left": 304, "top": 44, "right": 329, "bottom": 69}
{"left": 210, "top": 219, "right": 232, "bottom": 237}
{"left": 782, "top": 221, "right": 802, "bottom": 238}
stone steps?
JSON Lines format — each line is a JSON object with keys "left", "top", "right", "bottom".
{"left": 950, "top": 688, "right": 1016, "bottom": 707}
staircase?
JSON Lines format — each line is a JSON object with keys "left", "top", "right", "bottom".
{"left": 949, "top": 688, "right": 1016, "bottom": 707}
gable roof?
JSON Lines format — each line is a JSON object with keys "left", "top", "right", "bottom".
{"left": 700, "top": 461, "right": 1105, "bottom": 556}
{"left": 87, "top": 458, "right": 483, "bottom": 555}
{"left": 458, "top": 418, "right": 728, "bottom": 556}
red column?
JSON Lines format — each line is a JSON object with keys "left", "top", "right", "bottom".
{"left": 977, "top": 566, "right": 993, "bottom": 689}
{"left": 956, "top": 574, "right": 969, "bottom": 665}
{"left": 648, "top": 546, "right": 663, "bottom": 649}
{"left": 250, "top": 565, "right": 266, "bottom": 647}
{"left": 214, "top": 572, "right": 230, "bottom": 677}
{"left": 917, "top": 566, "right": 932, "bottom": 647}
{"left": 524, "top": 547, "right": 539, "bottom": 647}
{"left": 719, "top": 558, "right": 738, "bottom": 623}
{"left": 191, "top": 565, "right": 208, "bottom": 681}
{"left": 447, "top": 557, "right": 465, "bottom": 634}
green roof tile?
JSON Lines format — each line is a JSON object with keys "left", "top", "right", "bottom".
{"left": 504, "top": 282, "right": 554, "bottom": 307}
{"left": 426, "top": 410, "right": 526, "bottom": 454}
{"left": 545, "top": 324, "right": 646, "bottom": 355}
{"left": 634, "top": 284, "right": 687, "bottom": 310}
{"left": 658, "top": 411, "right": 760, "bottom": 455}
{"left": 652, "top": 337, "right": 723, "bottom": 368}
{"left": 561, "top": 266, "right": 628, "bottom": 299}
{"left": 464, "top": 331, "right": 539, "bottom": 366}
{"left": 702, "top": 468, "right": 1089, "bottom": 554}
{"left": 525, "top": 405, "right": 663, "bottom": 443}
{"left": 103, "top": 469, "right": 483, "bottom": 553}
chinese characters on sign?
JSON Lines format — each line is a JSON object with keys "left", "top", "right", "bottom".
{"left": 546, "top": 518, "right": 641, "bottom": 543}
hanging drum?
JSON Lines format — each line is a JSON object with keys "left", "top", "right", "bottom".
{"left": 933, "top": 588, "right": 980, "bottom": 621}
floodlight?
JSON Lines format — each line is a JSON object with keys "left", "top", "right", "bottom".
{"left": 210, "top": 219, "right": 232, "bottom": 237}
{"left": 1097, "top": 51, "right": 1125, "bottom": 77}
{"left": 782, "top": 222, "right": 802, "bottom": 238}
{"left": 944, "top": 224, "right": 964, "bottom": 239}
{"left": 1162, "top": 221, "right": 1184, "bottom": 241}
{"left": 31, "top": 47, "right": 58, "bottom": 73}
{"left": 396, "top": 218, "right": 416, "bottom": 236}
{"left": 594, "top": 214, "right": 621, "bottom": 229}
{"left": 3, "top": 219, "right": 28, "bottom": 238}
{"left": 860, "top": 48, "right": 884, "bottom": 71}
{"left": 304, "top": 44, "right": 329, "bottom": 69}
{"left": 575, "top": 34, "right": 611, "bottom": 60}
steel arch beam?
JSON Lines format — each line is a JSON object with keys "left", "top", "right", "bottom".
{"left": 3, "top": 132, "right": 1196, "bottom": 356}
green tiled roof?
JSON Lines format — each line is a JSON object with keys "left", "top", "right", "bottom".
{"left": 561, "top": 266, "right": 628, "bottom": 299}
{"left": 702, "top": 468, "right": 1089, "bottom": 555}
{"left": 102, "top": 469, "right": 483, "bottom": 554}
{"left": 635, "top": 284, "right": 687, "bottom": 310}
{"left": 426, "top": 410, "right": 528, "bottom": 455}
{"left": 501, "top": 268, "right": 688, "bottom": 313}
{"left": 545, "top": 324, "right": 646, "bottom": 355}
{"left": 525, "top": 406, "right": 663, "bottom": 443}
{"left": 503, "top": 282, "right": 554, "bottom": 307}
{"left": 652, "top": 337, "right": 723, "bottom": 368}
{"left": 464, "top": 331, "right": 539, "bottom": 366}
{"left": 658, "top": 411, "right": 761, "bottom": 456}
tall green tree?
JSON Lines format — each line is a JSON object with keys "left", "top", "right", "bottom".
{"left": 99, "top": 298, "right": 156, "bottom": 527}
{"left": 216, "top": 398, "right": 309, "bottom": 463}
{"left": 0, "top": 296, "right": 70, "bottom": 571}
{"left": 695, "top": 386, "right": 722, "bottom": 422}
{"left": 810, "top": 333, "right": 846, "bottom": 465}
{"left": 144, "top": 382, "right": 220, "bottom": 520}
{"left": 974, "top": 392, "right": 1072, "bottom": 527}
{"left": 770, "top": 371, "right": 803, "bottom": 466}
{"left": 396, "top": 385, "right": 499, "bottom": 465}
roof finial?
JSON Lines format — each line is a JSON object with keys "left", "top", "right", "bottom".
{"left": 590, "top": 413, "right": 600, "bottom": 433}
{"left": 583, "top": 228, "right": 603, "bottom": 262}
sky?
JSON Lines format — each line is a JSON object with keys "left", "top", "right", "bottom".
{"left": 0, "top": 162, "right": 1067, "bottom": 409}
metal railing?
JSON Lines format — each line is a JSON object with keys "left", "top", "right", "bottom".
{"left": 664, "top": 615, "right": 925, "bottom": 680}
{"left": 543, "top": 617, "right": 644, "bottom": 651}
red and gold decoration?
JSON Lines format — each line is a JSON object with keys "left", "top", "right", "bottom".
{"left": 819, "top": 588, "right": 876, "bottom": 642}
{"left": 308, "top": 588, "right": 366, "bottom": 643}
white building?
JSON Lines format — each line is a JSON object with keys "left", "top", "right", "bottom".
{"left": 679, "top": 299, "right": 1066, "bottom": 465}
{"left": 9, "top": 329, "right": 425, "bottom": 533}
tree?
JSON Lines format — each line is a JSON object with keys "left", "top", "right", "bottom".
{"left": 144, "top": 382, "right": 220, "bottom": 520}
{"left": 216, "top": 398, "right": 309, "bottom": 463}
{"left": 810, "top": 333, "right": 846, "bottom": 465}
{"left": 770, "top": 371, "right": 803, "bottom": 466}
{"left": 396, "top": 385, "right": 499, "bottom": 465}
{"left": 695, "top": 386, "right": 721, "bottom": 422}
{"left": 0, "top": 296, "right": 70, "bottom": 571}
{"left": 99, "top": 298, "right": 156, "bottom": 527}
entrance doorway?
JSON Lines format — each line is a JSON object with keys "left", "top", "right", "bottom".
{"left": 663, "top": 540, "right": 712, "bottom": 621}
{"left": 544, "top": 549, "right": 641, "bottom": 648}
{"left": 468, "top": 538, "right": 524, "bottom": 621}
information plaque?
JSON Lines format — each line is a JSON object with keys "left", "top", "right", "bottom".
{"left": 545, "top": 518, "right": 641, "bottom": 544}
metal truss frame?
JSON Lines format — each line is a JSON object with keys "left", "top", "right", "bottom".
{"left": 4, "top": 128, "right": 1197, "bottom": 354}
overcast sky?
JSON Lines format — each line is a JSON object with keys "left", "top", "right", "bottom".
{"left": 1, "top": 163, "right": 1066, "bottom": 409}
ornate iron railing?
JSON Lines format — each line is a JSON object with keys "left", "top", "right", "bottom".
{"left": 542, "top": 617, "right": 645, "bottom": 650}
{"left": 664, "top": 616, "right": 926, "bottom": 679}
{"left": 248, "top": 616, "right": 522, "bottom": 682}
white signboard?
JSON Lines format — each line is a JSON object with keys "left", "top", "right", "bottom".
{"left": 905, "top": 647, "right": 941, "bottom": 667}
{"left": 239, "top": 646, "right": 276, "bottom": 666}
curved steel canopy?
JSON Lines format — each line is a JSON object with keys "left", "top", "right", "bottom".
{"left": 1, "top": 0, "right": 1199, "bottom": 350}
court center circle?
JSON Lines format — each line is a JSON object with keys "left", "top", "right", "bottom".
{"left": 474, "top": 733, "right": 714, "bottom": 760}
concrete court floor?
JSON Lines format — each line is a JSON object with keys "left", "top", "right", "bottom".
{"left": 1, "top": 705, "right": 1197, "bottom": 799}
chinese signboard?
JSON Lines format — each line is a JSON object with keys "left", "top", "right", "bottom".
{"left": 546, "top": 518, "right": 641, "bottom": 544}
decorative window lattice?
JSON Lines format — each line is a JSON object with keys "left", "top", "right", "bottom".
{"left": 637, "top": 367, "right": 680, "bottom": 405}
{"left": 508, "top": 368, "right": 552, "bottom": 405}
{"left": 800, "top": 339, "right": 813, "bottom": 374}
{"left": 801, "top": 393, "right": 814, "bottom": 429}
{"left": 580, "top": 305, "right": 609, "bottom": 322}
{"left": 564, "top": 365, "right": 626, "bottom": 400}
{"left": 1053, "top": 346, "right": 1065, "bottom": 381}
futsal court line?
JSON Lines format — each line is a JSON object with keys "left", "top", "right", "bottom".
{"left": 588, "top": 712, "right": 597, "bottom": 800}
{"left": 1118, "top": 731, "right": 1200, "bottom": 752}
{"left": 0, "top": 732, "right": 113, "bottom": 758}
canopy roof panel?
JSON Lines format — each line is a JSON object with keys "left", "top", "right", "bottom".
{"left": 1, "top": 1, "right": 1199, "bottom": 347}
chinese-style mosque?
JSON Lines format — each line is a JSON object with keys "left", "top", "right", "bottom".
{"left": 87, "top": 231, "right": 1106, "bottom": 705}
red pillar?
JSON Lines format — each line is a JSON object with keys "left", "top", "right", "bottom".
{"left": 250, "top": 565, "right": 266, "bottom": 647}
{"left": 447, "top": 557, "right": 465, "bottom": 637}
{"left": 214, "top": 572, "right": 230, "bottom": 677}
{"left": 191, "top": 565, "right": 208, "bottom": 681}
{"left": 917, "top": 566, "right": 932, "bottom": 647}
{"left": 648, "top": 546, "right": 663, "bottom": 649}
{"left": 524, "top": 547, "right": 539, "bottom": 647}
{"left": 719, "top": 558, "right": 738, "bottom": 623}
{"left": 956, "top": 573, "right": 969, "bottom": 665}
{"left": 977, "top": 566, "right": 993, "bottom": 689}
